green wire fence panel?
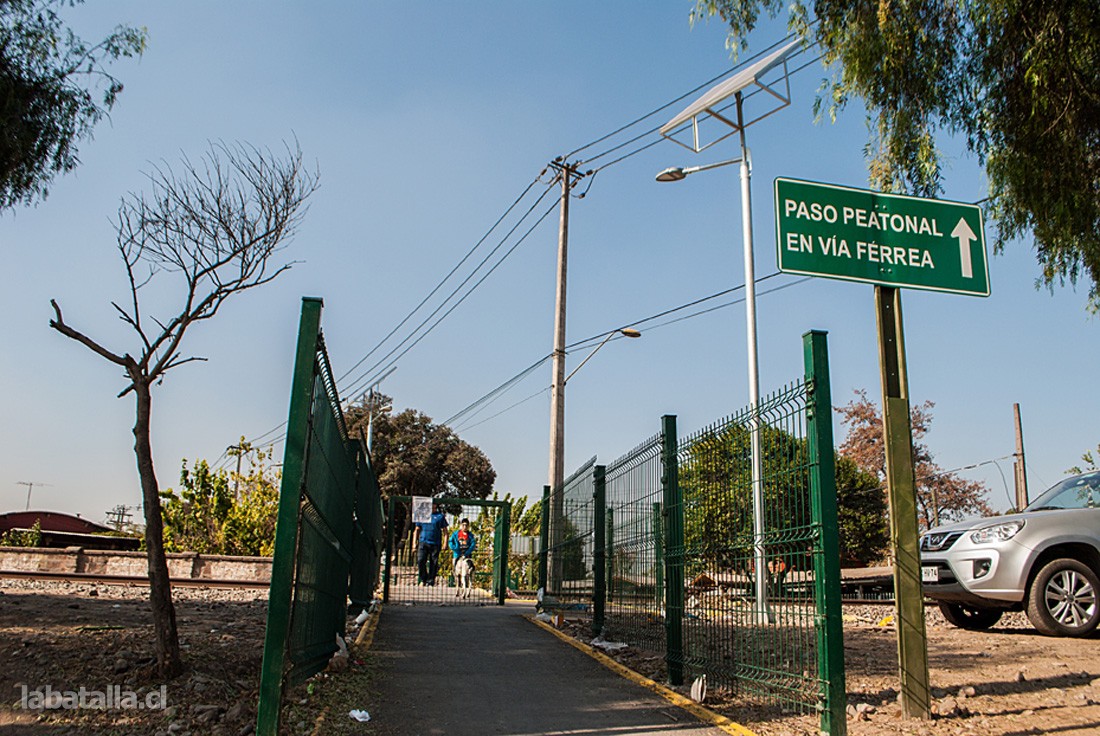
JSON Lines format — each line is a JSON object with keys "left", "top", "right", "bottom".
{"left": 382, "top": 496, "right": 511, "bottom": 606}
{"left": 256, "top": 298, "right": 384, "bottom": 736}
{"left": 601, "top": 434, "right": 664, "bottom": 651}
{"left": 545, "top": 457, "right": 596, "bottom": 601}
{"left": 676, "top": 381, "right": 819, "bottom": 708}
{"left": 586, "top": 331, "right": 846, "bottom": 735}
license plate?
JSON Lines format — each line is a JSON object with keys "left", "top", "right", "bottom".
{"left": 921, "top": 566, "right": 940, "bottom": 583}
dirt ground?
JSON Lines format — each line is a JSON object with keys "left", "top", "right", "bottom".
{"left": 2, "top": 579, "right": 1100, "bottom": 735}
{"left": 555, "top": 605, "right": 1100, "bottom": 736}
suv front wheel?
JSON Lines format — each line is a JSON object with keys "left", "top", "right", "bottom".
{"left": 1026, "top": 558, "right": 1100, "bottom": 637}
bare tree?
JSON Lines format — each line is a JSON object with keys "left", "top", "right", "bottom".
{"left": 50, "top": 141, "right": 318, "bottom": 677}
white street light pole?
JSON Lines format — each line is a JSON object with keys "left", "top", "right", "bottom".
{"left": 656, "top": 41, "right": 798, "bottom": 623}
{"left": 734, "top": 91, "right": 769, "bottom": 621}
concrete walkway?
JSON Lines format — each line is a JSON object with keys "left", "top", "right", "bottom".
{"left": 359, "top": 601, "right": 733, "bottom": 736}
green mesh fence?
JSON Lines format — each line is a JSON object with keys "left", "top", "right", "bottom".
{"left": 256, "top": 298, "right": 384, "bottom": 736}
{"left": 676, "top": 381, "right": 819, "bottom": 709}
{"left": 545, "top": 457, "right": 596, "bottom": 601}
{"left": 382, "top": 497, "right": 511, "bottom": 606}
{"left": 547, "top": 331, "right": 845, "bottom": 735}
{"left": 602, "top": 435, "right": 664, "bottom": 650}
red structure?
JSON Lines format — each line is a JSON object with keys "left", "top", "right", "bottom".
{"left": 0, "top": 510, "right": 140, "bottom": 551}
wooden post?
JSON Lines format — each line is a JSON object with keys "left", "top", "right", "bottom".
{"left": 875, "top": 286, "right": 930, "bottom": 719}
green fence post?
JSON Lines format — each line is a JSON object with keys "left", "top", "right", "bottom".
{"left": 538, "top": 485, "right": 550, "bottom": 594}
{"left": 652, "top": 502, "right": 664, "bottom": 608}
{"left": 661, "top": 414, "right": 684, "bottom": 687}
{"left": 605, "top": 508, "right": 614, "bottom": 604}
{"left": 256, "top": 297, "right": 322, "bottom": 736}
{"left": 383, "top": 495, "right": 396, "bottom": 604}
{"left": 498, "top": 501, "right": 511, "bottom": 605}
{"left": 593, "top": 465, "right": 607, "bottom": 637}
{"left": 804, "top": 330, "right": 847, "bottom": 736}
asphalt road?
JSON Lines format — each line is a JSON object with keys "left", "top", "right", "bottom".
{"left": 362, "top": 601, "right": 731, "bottom": 736}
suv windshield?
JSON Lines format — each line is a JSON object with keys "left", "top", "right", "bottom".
{"left": 1025, "top": 471, "right": 1100, "bottom": 511}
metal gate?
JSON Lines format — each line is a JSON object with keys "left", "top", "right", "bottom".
{"left": 383, "top": 496, "right": 511, "bottom": 606}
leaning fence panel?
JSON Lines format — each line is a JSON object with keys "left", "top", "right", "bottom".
{"left": 256, "top": 298, "right": 384, "bottom": 736}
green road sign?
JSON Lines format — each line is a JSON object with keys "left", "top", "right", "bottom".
{"left": 775, "top": 177, "right": 989, "bottom": 296}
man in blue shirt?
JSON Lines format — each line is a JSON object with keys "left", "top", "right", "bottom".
{"left": 415, "top": 503, "right": 449, "bottom": 586}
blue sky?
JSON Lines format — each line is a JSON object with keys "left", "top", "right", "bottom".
{"left": 2, "top": 2, "right": 1096, "bottom": 522}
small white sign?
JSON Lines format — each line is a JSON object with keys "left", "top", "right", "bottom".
{"left": 921, "top": 566, "right": 939, "bottom": 583}
{"left": 412, "top": 496, "right": 432, "bottom": 524}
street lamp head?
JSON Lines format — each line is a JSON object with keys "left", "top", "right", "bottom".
{"left": 619, "top": 328, "right": 642, "bottom": 338}
{"left": 655, "top": 167, "right": 687, "bottom": 183}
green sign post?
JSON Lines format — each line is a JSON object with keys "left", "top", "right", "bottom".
{"left": 775, "top": 177, "right": 988, "bottom": 296}
{"left": 775, "top": 177, "right": 990, "bottom": 721}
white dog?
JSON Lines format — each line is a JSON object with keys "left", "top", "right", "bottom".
{"left": 454, "top": 556, "right": 474, "bottom": 598}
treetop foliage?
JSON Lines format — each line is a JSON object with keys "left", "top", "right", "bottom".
{"left": 344, "top": 393, "right": 496, "bottom": 502}
{"left": 1, "top": 0, "right": 146, "bottom": 208}
{"left": 695, "top": 0, "right": 1100, "bottom": 309}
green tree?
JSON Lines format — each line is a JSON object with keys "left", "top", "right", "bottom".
{"left": 678, "top": 420, "right": 891, "bottom": 573}
{"left": 160, "top": 442, "right": 281, "bottom": 557}
{"left": 50, "top": 141, "right": 318, "bottom": 678}
{"left": 835, "top": 455, "right": 889, "bottom": 566}
{"left": 837, "top": 390, "right": 991, "bottom": 528}
{"left": 695, "top": 0, "right": 1100, "bottom": 308}
{"left": 1067, "top": 444, "right": 1100, "bottom": 475}
{"left": 1, "top": 0, "right": 146, "bottom": 208}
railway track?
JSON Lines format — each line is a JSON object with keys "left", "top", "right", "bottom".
{"left": 0, "top": 569, "right": 270, "bottom": 589}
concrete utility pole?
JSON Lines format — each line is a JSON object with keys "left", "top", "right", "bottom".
{"left": 546, "top": 158, "right": 585, "bottom": 592}
{"left": 1013, "top": 403, "right": 1029, "bottom": 510}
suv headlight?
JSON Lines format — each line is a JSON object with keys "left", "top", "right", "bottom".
{"left": 969, "top": 520, "right": 1025, "bottom": 544}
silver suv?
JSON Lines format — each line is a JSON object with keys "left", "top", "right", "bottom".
{"left": 920, "top": 470, "right": 1100, "bottom": 637}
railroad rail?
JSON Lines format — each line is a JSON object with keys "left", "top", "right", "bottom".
{"left": 0, "top": 569, "right": 270, "bottom": 589}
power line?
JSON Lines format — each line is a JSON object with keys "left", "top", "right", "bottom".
{"left": 442, "top": 272, "right": 810, "bottom": 430}
{"left": 341, "top": 193, "right": 562, "bottom": 399}
{"left": 335, "top": 174, "right": 551, "bottom": 385}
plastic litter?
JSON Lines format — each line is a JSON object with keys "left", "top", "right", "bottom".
{"left": 349, "top": 709, "right": 371, "bottom": 722}
{"left": 590, "top": 636, "right": 628, "bottom": 652}
{"left": 354, "top": 609, "right": 369, "bottom": 626}
{"left": 691, "top": 674, "right": 707, "bottom": 703}
{"left": 535, "top": 612, "right": 554, "bottom": 623}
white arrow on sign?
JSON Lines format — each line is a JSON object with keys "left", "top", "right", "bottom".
{"left": 951, "top": 218, "right": 977, "bottom": 279}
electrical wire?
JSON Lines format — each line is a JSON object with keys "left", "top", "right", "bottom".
{"left": 335, "top": 174, "right": 550, "bottom": 385}
{"left": 341, "top": 193, "right": 562, "bottom": 400}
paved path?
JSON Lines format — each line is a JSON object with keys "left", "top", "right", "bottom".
{"left": 360, "top": 601, "right": 731, "bottom": 736}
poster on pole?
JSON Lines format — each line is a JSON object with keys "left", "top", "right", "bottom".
{"left": 411, "top": 496, "right": 432, "bottom": 524}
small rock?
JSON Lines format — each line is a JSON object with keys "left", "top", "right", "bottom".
{"left": 1022, "top": 709, "right": 1035, "bottom": 716}
{"left": 224, "top": 702, "right": 244, "bottom": 723}
{"left": 113, "top": 658, "right": 130, "bottom": 674}
{"left": 1015, "top": 671, "right": 1027, "bottom": 682}
{"left": 957, "top": 686, "right": 976, "bottom": 698}
{"left": 88, "top": 588, "right": 98, "bottom": 596}
{"left": 163, "top": 705, "right": 179, "bottom": 720}
{"left": 237, "top": 724, "right": 255, "bottom": 736}
{"left": 167, "top": 724, "right": 183, "bottom": 734}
